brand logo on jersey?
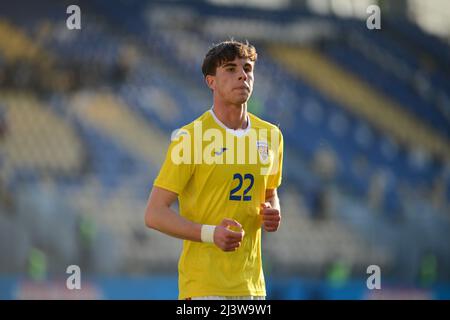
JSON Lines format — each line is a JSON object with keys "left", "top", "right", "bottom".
{"left": 257, "top": 141, "right": 269, "bottom": 162}
{"left": 214, "top": 147, "right": 228, "bottom": 156}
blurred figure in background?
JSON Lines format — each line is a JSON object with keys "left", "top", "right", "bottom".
{"left": 311, "top": 145, "right": 337, "bottom": 220}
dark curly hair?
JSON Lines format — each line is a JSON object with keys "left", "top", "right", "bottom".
{"left": 201, "top": 40, "right": 258, "bottom": 77}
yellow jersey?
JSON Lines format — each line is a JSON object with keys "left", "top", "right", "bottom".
{"left": 153, "top": 109, "right": 283, "bottom": 299}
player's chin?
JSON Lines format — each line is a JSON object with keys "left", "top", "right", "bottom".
{"left": 233, "top": 93, "right": 250, "bottom": 104}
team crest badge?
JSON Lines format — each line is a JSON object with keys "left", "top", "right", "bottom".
{"left": 256, "top": 141, "right": 269, "bottom": 163}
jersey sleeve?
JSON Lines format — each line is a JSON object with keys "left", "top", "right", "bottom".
{"left": 267, "top": 130, "right": 283, "bottom": 189}
{"left": 153, "top": 129, "right": 195, "bottom": 195}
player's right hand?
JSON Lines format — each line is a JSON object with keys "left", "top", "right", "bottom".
{"left": 214, "top": 218, "right": 245, "bottom": 252}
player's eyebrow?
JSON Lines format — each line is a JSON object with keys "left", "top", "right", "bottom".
{"left": 221, "top": 62, "right": 253, "bottom": 70}
{"left": 221, "top": 62, "right": 237, "bottom": 68}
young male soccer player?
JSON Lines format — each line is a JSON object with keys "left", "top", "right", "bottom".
{"left": 145, "top": 40, "right": 283, "bottom": 300}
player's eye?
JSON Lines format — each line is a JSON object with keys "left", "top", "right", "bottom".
{"left": 227, "top": 67, "right": 235, "bottom": 72}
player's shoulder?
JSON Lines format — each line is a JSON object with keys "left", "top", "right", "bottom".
{"left": 249, "top": 112, "right": 282, "bottom": 134}
{"left": 171, "top": 110, "right": 210, "bottom": 137}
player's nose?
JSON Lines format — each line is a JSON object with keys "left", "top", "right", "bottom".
{"left": 238, "top": 68, "right": 248, "bottom": 81}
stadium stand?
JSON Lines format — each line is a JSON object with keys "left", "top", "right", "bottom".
{"left": 0, "top": 0, "right": 449, "bottom": 298}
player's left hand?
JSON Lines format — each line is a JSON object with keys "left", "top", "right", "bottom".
{"left": 260, "top": 202, "right": 281, "bottom": 232}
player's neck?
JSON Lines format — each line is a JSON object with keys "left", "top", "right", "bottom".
{"left": 212, "top": 103, "right": 248, "bottom": 130}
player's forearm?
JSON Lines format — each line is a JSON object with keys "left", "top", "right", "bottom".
{"left": 145, "top": 204, "right": 202, "bottom": 242}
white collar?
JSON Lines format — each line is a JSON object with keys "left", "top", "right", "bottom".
{"left": 209, "top": 107, "right": 251, "bottom": 138}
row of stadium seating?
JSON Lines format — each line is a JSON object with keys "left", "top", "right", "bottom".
{"left": 0, "top": 0, "right": 449, "bottom": 282}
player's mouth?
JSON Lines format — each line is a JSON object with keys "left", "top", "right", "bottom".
{"left": 235, "top": 85, "right": 250, "bottom": 91}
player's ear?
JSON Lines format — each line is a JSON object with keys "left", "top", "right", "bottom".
{"left": 205, "top": 75, "right": 215, "bottom": 91}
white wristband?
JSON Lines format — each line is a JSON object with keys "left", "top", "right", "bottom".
{"left": 201, "top": 225, "right": 216, "bottom": 243}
